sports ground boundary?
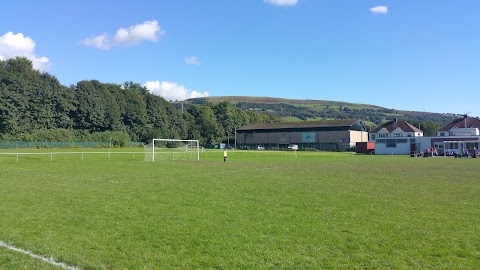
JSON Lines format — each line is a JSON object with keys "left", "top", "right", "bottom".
{"left": 0, "top": 241, "right": 81, "bottom": 270}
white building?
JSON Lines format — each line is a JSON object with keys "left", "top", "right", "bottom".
{"left": 430, "top": 115, "right": 480, "bottom": 155}
{"left": 370, "top": 116, "right": 480, "bottom": 155}
{"left": 369, "top": 118, "right": 423, "bottom": 155}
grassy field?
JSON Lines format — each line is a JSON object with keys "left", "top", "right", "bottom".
{"left": 1, "top": 150, "right": 480, "bottom": 269}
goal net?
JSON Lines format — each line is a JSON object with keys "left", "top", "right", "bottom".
{"left": 144, "top": 139, "right": 200, "bottom": 161}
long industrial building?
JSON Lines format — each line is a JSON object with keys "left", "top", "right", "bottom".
{"left": 236, "top": 119, "right": 368, "bottom": 151}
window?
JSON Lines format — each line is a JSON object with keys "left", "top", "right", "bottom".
{"left": 466, "top": 142, "right": 479, "bottom": 149}
{"left": 393, "top": 133, "right": 402, "bottom": 137}
{"left": 434, "top": 143, "right": 444, "bottom": 150}
{"left": 378, "top": 133, "right": 388, "bottom": 138}
{"left": 445, "top": 142, "right": 458, "bottom": 149}
{"left": 440, "top": 132, "right": 445, "bottom": 136}
{"left": 386, "top": 139, "right": 396, "bottom": 148}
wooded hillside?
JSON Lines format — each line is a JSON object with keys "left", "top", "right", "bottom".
{"left": 187, "top": 96, "right": 461, "bottom": 136}
{"left": 0, "top": 57, "right": 277, "bottom": 145}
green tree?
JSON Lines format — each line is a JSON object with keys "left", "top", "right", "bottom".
{"left": 420, "top": 121, "right": 441, "bottom": 136}
{"left": 187, "top": 104, "right": 224, "bottom": 145}
{"left": 74, "top": 80, "right": 110, "bottom": 131}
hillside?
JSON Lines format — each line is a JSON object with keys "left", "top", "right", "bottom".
{"left": 186, "top": 96, "right": 460, "bottom": 127}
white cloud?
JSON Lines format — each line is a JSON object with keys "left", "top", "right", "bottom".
{"left": 144, "top": 81, "right": 209, "bottom": 101}
{"left": 264, "top": 0, "right": 298, "bottom": 6}
{"left": 0, "top": 31, "right": 51, "bottom": 71}
{"left": 82, "top": 33, "right": 111, "bottom": 50}
{"left": 185, "top": 56, "right": 200, "bottom": 65}
{"left": 82, "top": 20, "right": 164, "bottom": 50}
{"left": 370, "top": 6, "right": 388, "bottom": 14}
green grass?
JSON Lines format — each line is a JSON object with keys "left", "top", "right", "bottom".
{"left": 1, "top": 150, "right": 480, "bottom": 269}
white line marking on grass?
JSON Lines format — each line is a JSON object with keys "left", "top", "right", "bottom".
{"left": 0, "top": 241, "right": 81, "bottom": 270}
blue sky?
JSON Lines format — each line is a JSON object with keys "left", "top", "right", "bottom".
{"left": 1, "top": 0, "right": 479, "bottom": 117}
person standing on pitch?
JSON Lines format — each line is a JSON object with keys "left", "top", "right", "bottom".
{"left": 224, "top": 149, "right": 227, "bottom": 162}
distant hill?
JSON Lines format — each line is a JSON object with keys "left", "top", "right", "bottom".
{"left": 185, "top": 96, "right": 460, "bottom": 127}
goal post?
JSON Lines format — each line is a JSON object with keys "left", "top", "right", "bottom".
{"left": 144, "top": 139, "right": 200, "bottom": 161}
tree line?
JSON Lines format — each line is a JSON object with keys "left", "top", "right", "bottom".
{"left": 0, "top": 57, "right": 277, "bottom": 146}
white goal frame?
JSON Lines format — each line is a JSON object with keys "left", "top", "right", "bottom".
{"left": 150, "top": 139, "right": 200, "bottom": 161}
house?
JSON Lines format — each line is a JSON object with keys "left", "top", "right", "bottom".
{"left": 236, "top": 119, "right": 368, "bottom": 151}
{"left": 371, "top": 116, "right": 480, "bottom": 155}
{"left": 436, "top": 115, "right": 480, "bottom": 137}
{"left": 369, "top": 118, "right": 423, "bottom": 155}
{"left": 430, "top": 115, "right": 480, "bottom": 155}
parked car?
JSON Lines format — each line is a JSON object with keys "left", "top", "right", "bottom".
{"left": 257, "top": 145, "right": 265, "bottom": 150}
{"left": 287, "top": 144, "right": 298, "bottom": 150}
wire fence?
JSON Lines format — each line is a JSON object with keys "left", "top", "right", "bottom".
{"left": 0, "top": 151, "right": 145, "bottom": 163}
{"left": 0, "top": 141, "right": 143, "bottom": 149}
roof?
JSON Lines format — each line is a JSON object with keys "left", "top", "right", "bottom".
{"left": 237, "top": 119, "right": 361, "bottom": 131}
{"left": 438, "top": 116, "right": 480, "bottom": 131}
{"left": 371, "top": 118, "right": 422, "bottom": 133}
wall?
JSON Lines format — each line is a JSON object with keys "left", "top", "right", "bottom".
{"left": 237, "top": 129, "right": 363, "bottom": 149}
{"left": 349, "top": 131, "right": 368, "bottom": 143}
{"left": 374, "top": 138, "right": 412, "bottom": 155}
{"left": 375, "top": 136, "right": 480, "bottom": 155}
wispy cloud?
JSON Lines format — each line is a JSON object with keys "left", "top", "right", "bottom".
{"left": 0, "top": 31, "right": 51, "bottom": 71}
{"left": 144, "top": 81, "right": 209, "bottom": 101}
{"left": 185, "top": 56, "right": 200, "bottom": 65}
{"left": 264, "top": 0, "right": 298, "bottom": 7}
{"left": 370, "top": 6, "right": 388, "bottom": 14}
{"left": 82, "top": 20, "right": 164, "bottom": 50}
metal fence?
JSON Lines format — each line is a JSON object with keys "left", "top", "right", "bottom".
{"left": 0, "top": 141, "right": 143, "bottom": 149}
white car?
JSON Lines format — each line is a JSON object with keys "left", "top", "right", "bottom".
{"left": 288, "top": 144, "right": 298, "bottom": 150}
{"left": 257, "top": 145, "right": 265, "bottom": 150}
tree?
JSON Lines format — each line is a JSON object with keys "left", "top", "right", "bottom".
{"left": 420, "top": 121, "right": 441, "bottom": 136}
{"left": 73, "top": 80, "right": 110, "bottom": 131}
{"left": 214, "top": 101, "right": 236, "bottom": 141}
{"left": 187, "top": 104, "right": 224, "bottom": 145}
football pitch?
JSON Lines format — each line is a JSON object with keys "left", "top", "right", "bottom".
{"left": 1, "top": 150, "right": 479, "bottom": 269}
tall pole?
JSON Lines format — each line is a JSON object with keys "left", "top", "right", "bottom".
{"left": 235, "top": 128, "right": 237, "bottom": 149}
